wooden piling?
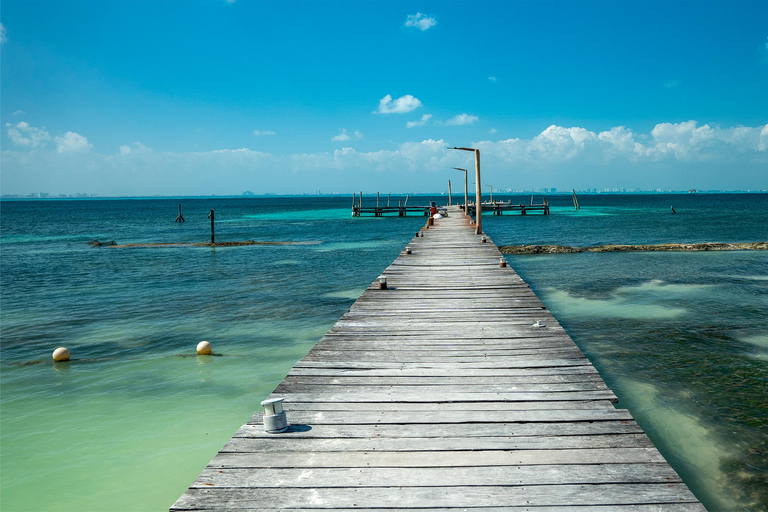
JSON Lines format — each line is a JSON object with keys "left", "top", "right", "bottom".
{"left": 206, "top": 209, "right": 215, "bottom": 244}
{"left": 448, "top": 180, "right": 452, "bottom": 206}
{"left": 175, "top": 204, "right": 185, "bottom": 223}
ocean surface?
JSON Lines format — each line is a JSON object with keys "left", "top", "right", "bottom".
{"left": 1, "top": 194, "right": 766, "bottom": 511}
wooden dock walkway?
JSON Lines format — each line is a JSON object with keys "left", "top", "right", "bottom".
{"left": 171, "top": 205, "right": 704, "bottom": 511}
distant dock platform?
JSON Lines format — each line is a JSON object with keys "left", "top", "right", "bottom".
{"left": 171, "top": 205, "right": 703, "bottom": 511}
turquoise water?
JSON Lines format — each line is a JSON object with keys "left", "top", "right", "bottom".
{"left": 1, "top": 194, "right": 766, "bottom": 511}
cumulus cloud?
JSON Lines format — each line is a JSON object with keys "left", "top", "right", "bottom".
{"left": 55, "top": 131, "right": 92, "bottom": 153}
{"left": 404, "top": 13, "right": 436, "bottom": 31}
{"left": 6, "top": 122, "right": 51, "bottom": 148}
{"left": 119, "top": 142, "right": 151, "bottom": 155}
{"left": 406, "top": 114, "right": 433, "bottom": 128}
{"left": 488, "top": 76, "right": 497, "bottom": 82}
{"left": 444, "top": 114, "right": 479, "bottom": 126}
{"left": 332, "top": 129, "right": 363, "bottom": 142}
{"left": 253, "top": 130, "right": 275, "bottom": 136}
{"left": 0, "top": 23, "right": 7, "bottom": 44}
{"left": 376, "top": 94, "right": 422, "bottom": 114}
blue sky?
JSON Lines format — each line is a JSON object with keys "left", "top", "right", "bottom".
{"left": 1, "top": 0, "right": 767, "bottom": 196}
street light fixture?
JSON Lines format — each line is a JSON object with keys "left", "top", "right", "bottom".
{"left": 451, "top": 147, "right": 482, "bottom": 234}
{"left": 452, "top": 167, "right": 468, "bottom": 216}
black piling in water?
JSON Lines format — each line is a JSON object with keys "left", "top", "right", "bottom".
{"left": 175, "top": 204, "right": 185, "bottom": 223}
{"left": 206, "top": 209, "right": 215, "bottom": 244}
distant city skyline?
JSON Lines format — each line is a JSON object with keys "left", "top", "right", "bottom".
{"left": 1, "top": 1, "right": 767, "bottom": 196}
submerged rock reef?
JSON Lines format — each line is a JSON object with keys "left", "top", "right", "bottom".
{"left": 499, "top": 242, "right": 768, "bottom": 255}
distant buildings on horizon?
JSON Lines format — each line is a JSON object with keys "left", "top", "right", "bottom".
{"left": 3, "top": 188, "right": 767, "bottom": 199}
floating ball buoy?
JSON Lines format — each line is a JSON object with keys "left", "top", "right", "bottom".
{"left": 196, "top": 341, "right": 212, "bottom": 355}
{"left": 52, "top": 347, "right": 70, "bottom": 362}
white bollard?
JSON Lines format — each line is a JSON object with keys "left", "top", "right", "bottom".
{"left": 261, "top": 397, "right": 288, "bottom": 433}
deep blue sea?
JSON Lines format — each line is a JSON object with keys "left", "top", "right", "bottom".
{"left": 1, "top": 194, "right": 766, "bottom": 511}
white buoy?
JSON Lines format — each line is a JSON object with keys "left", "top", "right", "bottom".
{"left": 196, "top": 341, "right": 212, "bottom": 355}
{"left": 52, "top": 347, "right": 70, "bottom": 362}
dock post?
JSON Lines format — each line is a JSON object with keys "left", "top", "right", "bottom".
{"left": 572, "top": 189, "right": 581, "bottom": 210}
{"left": 474, "top": 150, "right": 482, "bottom": 234}
{"left": 399, "top": 200, "right": 403, "bottom": 217}
{"left": 387, "top": 194, "right": 390, "bottom": 207}
{"left": 206, "top": 209, "right": 215, "bottom": 244}
{"left": 175, "top": 204, "right": 185, "bottom": 223}
{"left": 448, "top": 180, "right": 452, "bottom": 206}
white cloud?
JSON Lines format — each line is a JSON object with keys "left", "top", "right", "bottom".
{"left": 376, "top": 94, "right": 422, "bottom": 114}
{"left": 406, "top": 114, "right": 433, "bottom": 128}
{"left": 12, "top": 110, "right": 25, "bottom": 116}
{"left": 332, "top": 129, "right": 363, "bottom": 142}
{"left": 119, "top": 142, "right": 150, "bottom": 155}
{"left": 0, "top": 23, "right": 7, "bottom": 44}
{"left": 489, "top": 128, "right": 498, "bottom": 134}
{"left": 444, "top": 114, "right": 479, "bottom": 126}
{"left": 55, "top": 131, "right": 92, "bottom": 153}
{"left": 488, "top": 76, "right": 497, "bottom": 82}
{"left": 253, "top": 130, "right": 275, "bottom": 136}
{"left": 6, "top": 122, "right": 50, "bottom": 148}
{"left": 404, "top": 13, "right": 436, "bottom": 31}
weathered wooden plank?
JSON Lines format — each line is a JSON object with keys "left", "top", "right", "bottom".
{"left": 243, "top": 408, "right": 634, "bottom": 425}
{"left": 174, "top": 506, "right": 706, "bottom": 512}
{"left": 269, "top": 390, "right": 619, "bottom": 403}
{"left": 193, "top": 463, "right": 682, "bottom": 487}
{"left": 222, "top": 434, "right": 655, "bottom": 453}
{"left": 234, "top": 420, "right": 647, "bottom": 438}
{"left": 208, "top": 447, "right": 668, "bottom": 468}
{"left": 172, "top": 484, "right": 700, "bottom": 509}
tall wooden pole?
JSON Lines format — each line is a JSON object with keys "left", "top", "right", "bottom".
{"left": 207, "top": 209, "right": 215, "bottom": 244}
{"left": 448, "top": 180, "right": 452, "bottom": 206}
{"left": 474, "top": 149, "right": 482, "bottom": 234}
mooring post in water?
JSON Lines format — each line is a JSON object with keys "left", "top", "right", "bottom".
{"left": 207, "top": 209, "right": 215, "bottom": 244}
{"left": 448, "top": 180, "right": 452, "bottom": 206}
{"left": 671, "top": 206, "right": 676, "bottom": 214}
{"left": 572, "top": 189, "right": 580, "bottom": 210}
{"left": 175, "top": 204, "right": 185, "bottom": 223}
{"left": 387, "top": 194, "right": 391, "bottom": 207}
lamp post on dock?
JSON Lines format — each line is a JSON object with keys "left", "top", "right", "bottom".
{"left": 451, "top": 147, "right": 482, "bottom": 234}
{"left": 452, "top": 167, "right": 468, "bottom": 217}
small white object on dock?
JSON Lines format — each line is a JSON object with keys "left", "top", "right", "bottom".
{"left": 196, "top": 341, "right": 212, "bottom": 355}
{"left": 532, "top": 320, "right": 546, "bottom": 328}
{"left": 261, "top": 397, "right": 288, "bottom": 433}
{"left": 52, "top": 347, "right": 70, "bottom": 362}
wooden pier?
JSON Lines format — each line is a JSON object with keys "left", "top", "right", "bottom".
{"left": 171, "top": 205, "right": 703, "bottom": 511}
{"left": 464, "top": 199, "right": 550, "bottom": 216}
